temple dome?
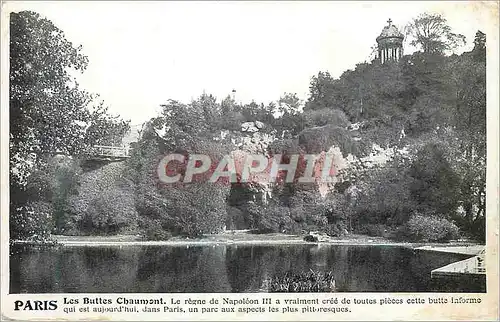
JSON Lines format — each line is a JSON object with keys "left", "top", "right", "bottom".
{"left": 376, "top": 19, "right": 404, "bottom": 64}
{"left": 376, "top": 19, "right": 404, "bottom": 43}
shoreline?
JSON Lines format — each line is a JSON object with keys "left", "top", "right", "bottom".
{"left": 10, "top": 233, "right": 484, "bottom": 254}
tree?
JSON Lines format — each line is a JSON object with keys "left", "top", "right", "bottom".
{"left": 445, "top": 32, "right": 486, "bottom": 238}
{"left": 10, "top": 11, "right": 90, "bottom": 183}
{"left": 472, "top": 30, "right": 486, "bottom": 62}
{"left": 10, "top": 11, "right": 130, "bottom": 173}
{"left": 354, "top": 160, "right": 415, "bottom": 228}
{"left": 305, "top": 71, "right": 337, "bottom": 111}
{"left": 69, "top": 162, "right": 138, "bottom": 235}
{"left": 84, "top": 102, "right": 131, "bottom": 146}
{"left": 408, "top": 143, "right": 460, "bottom": 217}
{"left": 128, "top": 97, "right": 236, "bottom": 238}
{"left": 277, "top": 93, "right": 302, "bottom": 115}
{"left": 405, "top": 13, "right": 466, "bottom": 54}
{"left": 10, "top": 11, "right": 129, "bottom": 240}
{"left": 25, "top": 156, "right": 82, "bottom": 234}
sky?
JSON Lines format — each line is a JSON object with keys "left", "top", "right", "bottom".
{"left": 5, "top": 1, "right": 497, "bottom": 124}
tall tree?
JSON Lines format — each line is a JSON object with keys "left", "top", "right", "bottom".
{"left": 446, "top": 31, "right": 486, "bottom": 235}
{"left": 406, "top": 13, "right": 466, "bottom": 54}
{"left": 277, "top": 93, "right": 302, "bottom": 115}
{"left": 10, "top": 11, "right": 90, "bottom": 184}
{"left": 305, "top": 71, "right": 337, "bottom": 111}
{"left": 472, "top": 30, "right": 486, "bottom": 61}
{"left": 10, "top": 11, "right": 130, "bottom": 178}
{"left": 10, "top": 11, "right": 129, "bottom": 239}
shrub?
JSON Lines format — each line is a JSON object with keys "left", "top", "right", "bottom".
{"left": 84, "top": 188, "right": 138, "bottom": 234}
{"left": 69, "top": 162, "right": 138, "bottom": 235}
{"left": 267, "top": 270, "right": 335, "bottom": 292}
{"left": 401, "top": 213, "right": 461, "bottom": 242}
{"left": 160, "top": 182, "right": 230, "bottom": 237}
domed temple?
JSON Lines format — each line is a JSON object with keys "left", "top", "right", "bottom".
{"left": 376, "top": 18, "right": 404, "bottom": 64}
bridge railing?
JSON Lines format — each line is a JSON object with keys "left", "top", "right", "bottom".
{"left": 92, "top": 145, "right": 130, "bottom": 158}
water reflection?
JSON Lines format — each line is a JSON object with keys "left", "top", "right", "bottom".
{"left": 10, "top": 244, "right": 482, "bottom": 293}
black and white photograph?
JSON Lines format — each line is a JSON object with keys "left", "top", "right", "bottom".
{"left": 1, "top": 1, "right": 499, "bottom": 320}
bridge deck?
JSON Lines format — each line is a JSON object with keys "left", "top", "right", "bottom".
{"left": 89, "top": 145, "right": 131, "bottom": 159}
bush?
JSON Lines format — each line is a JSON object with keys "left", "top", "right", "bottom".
{"left": 400, "top": 213, "right": 461, "bottom": 242}
{"left": 83, "top": 188, "right": 138, "bottom": 234}
{"left": 69, "top": 162, "right": 138, "bottom": 235}
{"left": 267, "top": 270, "right": 335, "bottom": 292}
{"left": 160, "top": 182, "right": 230, "bottom": 237}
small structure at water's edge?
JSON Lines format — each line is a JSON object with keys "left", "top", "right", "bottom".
{"left": 303, "top": 235, "right": 319, "bottom": 243}
{"left": 431, "top": 247, "right": 486, "bottom": 277}
{"left": 424, "top": 246, "right": 486, "bottom": 292}
{"left": 431, "top": 255, "right": 486, "bottom": 277}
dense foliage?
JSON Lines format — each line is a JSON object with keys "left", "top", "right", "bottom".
{"left": 402, "top": 214, "right": 461, "bottom": 242}
{"left": 10, "top": 11, "right": 486, "bottom": 243}
{"left": 9, "top": 11, "right": 130, "bottom": 241}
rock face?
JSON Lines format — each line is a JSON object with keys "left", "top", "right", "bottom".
{"left": 241, "top": 121, "right": 258, "bottom": 133}
{"left": 241, "top": 121, "right": 265, "bottom": 133}
{"left": 228, "top": 121, "right": 355, "bottom": 200}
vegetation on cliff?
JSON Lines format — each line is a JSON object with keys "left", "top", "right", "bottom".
{"left": 10, "top": 11, "right": 486, "bottom": 243}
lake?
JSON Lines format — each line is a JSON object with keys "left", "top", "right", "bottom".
{"left": 9, "top": 244, "right": 485, "bottom": 293}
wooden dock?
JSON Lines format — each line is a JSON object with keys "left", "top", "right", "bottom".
{"left": 431, "top": 255, "right": 486, "bottom": 278}
{"left": 415, "top": 245, "right": 486, "bottom": 279}
{"left": 415, "top": 245, "right": 484, "bottom": 256}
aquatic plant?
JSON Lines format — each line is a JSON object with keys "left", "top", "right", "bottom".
{"left": 267, "top": 269, "right": 335, "bottom": 292}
